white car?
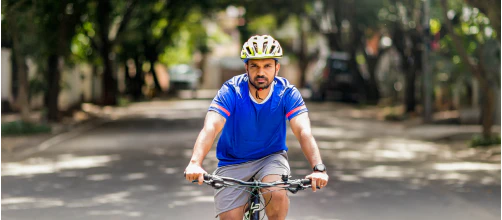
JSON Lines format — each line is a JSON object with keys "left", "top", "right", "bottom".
{"left": 168, "top": 64, "right": 202, "bottom": 91}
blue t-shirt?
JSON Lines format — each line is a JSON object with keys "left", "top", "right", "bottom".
{"left": 208, "top": 74, "right": 308, "bottom": 167}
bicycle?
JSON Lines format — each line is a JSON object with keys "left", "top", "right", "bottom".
{"left": 186, "top": 173, "right": 317, "bottom": 220}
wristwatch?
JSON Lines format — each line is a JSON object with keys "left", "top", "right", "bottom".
{"left": 313, "top": 164, "right": 327, "bottom": 172}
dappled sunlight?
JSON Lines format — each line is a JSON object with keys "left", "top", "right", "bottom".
{"left": 2, "top": 154, "right": 120, "bottom": 176}
{"left": 92, "top": 192, "right": 132, "bottom": 204}
{"left": 167, "top": 196, "right": 215, "bottom": 208}
{"left": 434, "top": 162, "right": 501, "bottom": 171}
{"left": 86, "top": 174, "right": 113, "bottom": 181}
{"left": 319, "top": 138, "right": 452, "bottom": 162}
{"left": 164, "top": 167, "right": 180, "bottom": 174}
{"left": 175, "top": 190, "right": 204, "bottom": 197}
{"left": 310, "top": 127, "right": 366, "bottom": 139}
{"left": 337, "top": 174, "right": 362, "bottom": 182}
{"left": 360, "top": 165, "right": 413, "bottom": 179}
{"left": 87, "top": 210, "right": 143, "bottom": 217}
{"left": 122, "top": 173, "right": 147, "bottom": 181}
{"left": 2, "top": 197, "right": 64, "bottom": 210}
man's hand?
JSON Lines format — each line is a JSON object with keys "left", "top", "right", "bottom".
{"left": 305, "top": 172, "right": 329, "bottom": 192}
{"left": 184, "top": 164, "right": 207, "bottom": 185}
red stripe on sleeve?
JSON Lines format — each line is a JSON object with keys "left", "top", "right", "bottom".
{"left": 210, "top": 103, "right": 230, "bottom": 117}
{"left": 286, "top": 105, "right": 306, "bottom": 118}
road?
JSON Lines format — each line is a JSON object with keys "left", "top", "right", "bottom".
{"left": 2, "top": 100, "right": 500, "bottom": 220}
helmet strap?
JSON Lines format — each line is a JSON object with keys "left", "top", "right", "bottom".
{"left": 246, "top": 68, "right": 277, "bottom": 101}
{"left": 256, "top": 89, "right": 264, "bottom": 100}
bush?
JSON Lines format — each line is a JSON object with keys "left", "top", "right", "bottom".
{"left": 469, "top": 134, "right": 501, "bottom": 148}
{"left": 1, "top": 120, "right": 52, "bottom": 136}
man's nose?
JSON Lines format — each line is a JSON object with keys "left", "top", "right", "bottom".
{"left": 256, "top": 68, "right": 265, "bottom": 76}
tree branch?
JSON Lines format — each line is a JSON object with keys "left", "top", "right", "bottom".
{"left": 111, "top": 0, "right": 138, "bottom": 43}
{"left": 440, "top": 0, "right": 483, "bottom": 80}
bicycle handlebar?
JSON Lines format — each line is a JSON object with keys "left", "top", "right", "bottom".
{"left": 184, "top": 173, "right": 317, "bottom": 193}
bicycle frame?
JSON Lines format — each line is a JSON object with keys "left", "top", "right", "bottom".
{"left": 245, "top": 187, "right": 261, "bottom": 220}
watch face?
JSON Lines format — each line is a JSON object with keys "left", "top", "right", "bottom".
{"left": 314, "top": 164, "right": 326, "bottom": 172}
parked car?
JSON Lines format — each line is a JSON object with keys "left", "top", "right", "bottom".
{"left": 308, "top": 51, "right": 366, "bottom": 103}
{"left": 168, "top": 64, "right": 202, "bottom": 91}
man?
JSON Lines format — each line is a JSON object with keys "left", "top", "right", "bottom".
{"left": 184, "top": 35, "right": 329, "bottom": 220}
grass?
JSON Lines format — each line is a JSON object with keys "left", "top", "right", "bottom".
{"left": 1, "top": 120, "right": 52, "bottom": 136}
{"left": 469, "top": 134, "right": 501, "bottom": 148}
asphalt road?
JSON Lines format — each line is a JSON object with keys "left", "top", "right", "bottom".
{"left": 2, "top": 100, "right": 500, "bottom": 220}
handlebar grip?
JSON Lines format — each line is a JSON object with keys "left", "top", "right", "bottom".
{"left": 184, "top": 172, "right": 211, "bottom": 182}
{"left": 301, "top": 179, "right": 311, "bottom": 185}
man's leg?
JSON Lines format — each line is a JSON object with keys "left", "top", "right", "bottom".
{"left": 260, "top": 174, "right": 289, "bottom": 220}
{"left": 219, "top": 205, "right": 246, "bottom": 220}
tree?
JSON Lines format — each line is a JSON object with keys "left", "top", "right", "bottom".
{"left": 440, "top": 0, "right": 500, "bottom": 139}
{"left": 36, "top": 0, "right": 87, "bottom": 122}
{"left": 2, "top": 1, "right": 36, "bottom": 122}
{"left": 464, "top": 0, "right": 500, "bottom": 38}
{"left": 83, "top": 0, "right": 137, "bottom": 105}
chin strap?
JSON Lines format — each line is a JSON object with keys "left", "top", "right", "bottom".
{"left": 255, "top": 88, "right": 264, "bottom": 100}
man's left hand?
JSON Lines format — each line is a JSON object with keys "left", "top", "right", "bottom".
{"left": 305, "top": 172, "right": 329, "bottom": 192}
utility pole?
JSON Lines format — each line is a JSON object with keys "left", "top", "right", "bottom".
{"left": 422, "top": 0, "right": 433, "bottom": 123}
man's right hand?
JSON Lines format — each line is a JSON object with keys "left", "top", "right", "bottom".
{"left": 184, "top": 164, "right": 207, "bottom": 185}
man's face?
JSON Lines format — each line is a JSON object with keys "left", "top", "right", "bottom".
{"left": 245, "top": 59, "right": 280, "bottom": 89}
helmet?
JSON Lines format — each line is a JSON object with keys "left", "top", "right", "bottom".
{"left": 240, "top": 35, "right": 283, "bottom": 62}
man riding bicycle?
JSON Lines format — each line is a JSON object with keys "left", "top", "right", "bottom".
{"left": 184, "top": 35, "right": 329, "bottom": 220}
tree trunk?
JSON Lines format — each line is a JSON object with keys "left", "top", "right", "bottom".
{"left": 404, "top": 67, "right": 417, "bottom": 112}
{"left": 148, "top": 56, "right": 163, "bottom": 94}
{"left": 298, "top": 19, "right": 308, "bottom": 88}
{"left": 45, "top": 54, "right": 61, "bottom": 122}
{"left": 393, "top": 25, "right": 419, "bottom": 113}
{"left": 131, "top": 56, "right": 144, "bottom": 101}
{"left": 98, "top": 0, "right": 117, "bottom": 105}
{"left": 364, "top": 54, "right": 382, "bottom": 103}
{"left": 481, "top": 84, "right": 494, "bottom": 138}
{"left": 102, "top": 49, "right": 117, "bottom": 105}
{"left": 12, "top": 41, "right": 31, "bottom": 122}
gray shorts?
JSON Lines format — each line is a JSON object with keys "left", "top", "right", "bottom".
{"left": 212, "top": 150, "right": 290, "bottom": 217}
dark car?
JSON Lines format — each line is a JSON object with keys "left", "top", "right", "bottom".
{"left": 309, "top": 52, "right": 366, "bottom": 103}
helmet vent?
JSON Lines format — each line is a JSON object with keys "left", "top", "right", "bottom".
{"left": 253, "top": 42, "right": 258, "bottom": 52}
{"left": 270, "top": 45, "right": 276, "bottom": 54}
{"left": 246, "top": 47, "right": 252, "bottom": 54}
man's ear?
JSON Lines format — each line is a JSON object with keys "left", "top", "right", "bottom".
{"left": 275, "top": 63, "right": 281, "bottom": 76}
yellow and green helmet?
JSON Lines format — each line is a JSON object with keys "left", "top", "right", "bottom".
{"left": 240, "top": 35, "right": 283, "bottom": 63}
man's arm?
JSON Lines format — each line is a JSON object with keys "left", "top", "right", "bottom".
{"left": 185, "top": 111, "right": 226, "bottom": 184}
{"left": 290, "top": 112, "right": 322, "bottom": 167}
{"left": 289, "top": 112, "right": 328, "bottom": 191}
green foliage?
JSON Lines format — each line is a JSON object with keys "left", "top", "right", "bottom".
{"left": 1, "top": 120, "right": 52, "bottom": 136}
{"left": 435, "top": 2, "right": 500, "bottom": 88}
{"left": 470, "top": 134, "right": 501, "bottom": 148}
{"left": 248, "top": 15, "right": 277, "bottom": 34}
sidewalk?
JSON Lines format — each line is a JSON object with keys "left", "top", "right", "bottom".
{"left": 1, "top": 109, "right": 103, "bottom": 162}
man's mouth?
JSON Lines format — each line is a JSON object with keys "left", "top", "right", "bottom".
{"left": 256, "top": 78, "right": 266, "bottom": 83}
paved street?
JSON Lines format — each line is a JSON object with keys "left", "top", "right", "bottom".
{"left": 2, "top": 100, "right": 500, "bottom": 220}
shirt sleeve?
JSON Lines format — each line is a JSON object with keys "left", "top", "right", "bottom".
{"left": 284, "top": 87, "right": 308, "bottom": 120}
{"left": 208, "top": 84, "right": 235, "bottom": 119}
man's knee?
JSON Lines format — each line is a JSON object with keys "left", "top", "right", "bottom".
{"left": 264, "top": 189, "right": 289, "bottom": 205}
{"left": 219, "top": 205, "right": 245, "bottom": 220}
